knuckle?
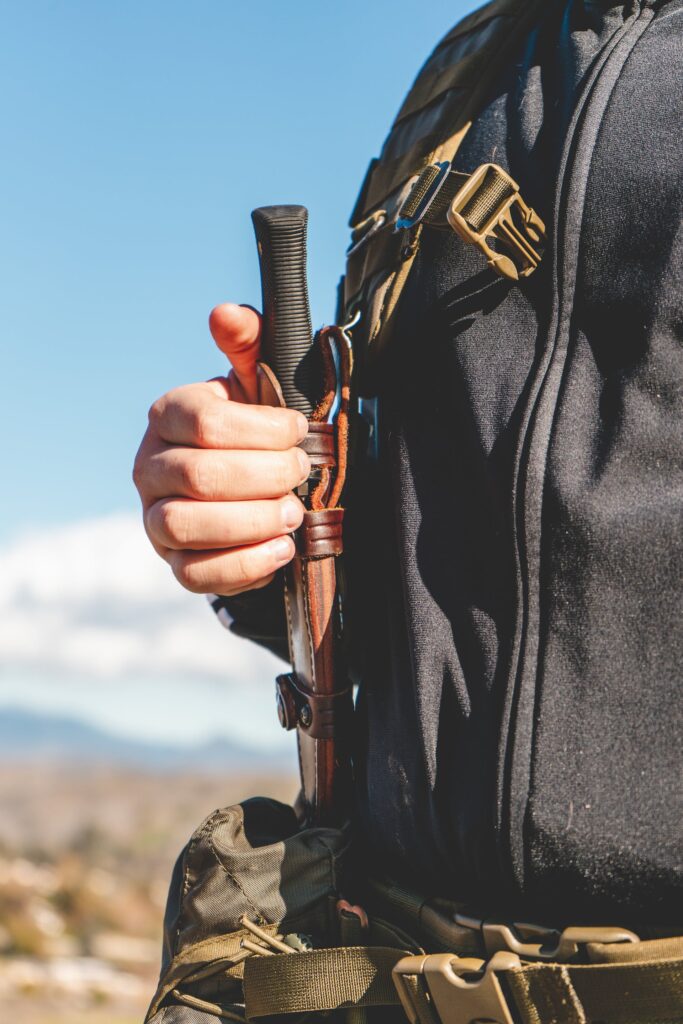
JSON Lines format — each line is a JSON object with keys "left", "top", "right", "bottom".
{"left": 230, "top": 548, "right": 258, "bottom": 588}
{"left": 177, "top": 458, "right": 199, "bottom": 496}
{"left": 173, "top": 556, "right": 204, "bottom": 593}
{"left": 132, "top": 434, "right": 158, "bottom": 494}
{"left": 132, "top": 450, "right": 146, "bottom": 492}
{"left": 180, "top": 456, "right": 215, "bottom": 499}
{"left": 156, "top": 501, "right": 192, "bottom": 547}
{"left": 147, "top": 396, "right": 167, "bottom": 430}
{"left": 189, "top": 404, "right": 220, "bottom": 448}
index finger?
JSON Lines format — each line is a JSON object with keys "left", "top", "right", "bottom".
{"left": 150, "top": 383, "right": 308, "bottom": 449}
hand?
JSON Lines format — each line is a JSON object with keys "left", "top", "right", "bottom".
{"left": 133, "top": 304, "right": 310, "bottom": 596}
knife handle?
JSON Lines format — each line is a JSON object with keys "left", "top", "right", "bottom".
{"left": 251, "top": 205, "right": 315, "bottom": 416}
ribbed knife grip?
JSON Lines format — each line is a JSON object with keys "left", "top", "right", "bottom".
{"left": 251, "top": 205, "right": 315, "bottom": 416}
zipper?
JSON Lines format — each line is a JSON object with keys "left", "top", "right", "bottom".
{"left": 497, "top": 0, "right": 656, "bottom": 896}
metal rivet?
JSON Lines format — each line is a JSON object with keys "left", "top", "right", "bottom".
{"left": 299, "top": 704, "right": 312, "bottom": 728}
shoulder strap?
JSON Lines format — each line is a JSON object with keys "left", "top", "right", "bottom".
{"left": 355, "top": 0, "right": 545, "bottom": 222}
{"left": 344, "top": 0, "right": 547, "bottom": 389}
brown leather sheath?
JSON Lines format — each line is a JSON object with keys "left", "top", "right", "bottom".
{"left": 268, "top": 328, "right": 354, "bottom": 827}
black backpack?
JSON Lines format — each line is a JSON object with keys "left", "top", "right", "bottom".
{"left": 339, "top": 0, "right": 683, "bottom": 923}
{"left": 150, "top": 3, "right": 683, "bottom": 1021}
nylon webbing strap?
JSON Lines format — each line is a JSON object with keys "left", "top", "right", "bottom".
{"left": 145, "top": 928, "right": 268, "bottom": 1021}
{"left": 243, "top": 946, "right": 405, "bottom": 1018}
{"left": 345, "top": 0, "right": 550, "bottom": 385}
{"left": 360, "top": 0, "right": 548, "bottom": 217}
{"left": 242, "top": 946, "right": 683, "bottom": 1023}
{"left": 507, "top": 957, "right": 683, "bottom": 1024}
{"left": 420, "top": 171, "right": 470, "bottom": 226}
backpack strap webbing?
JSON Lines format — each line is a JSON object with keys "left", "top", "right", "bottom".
{"left": 343, "top": 0, "right": 547, "bottom": 391}
{"left": 354, "top": 0, "right": 547, "bottom": 222}
{"left": 242, "top": 939, "right": 683, "bottom": 1023}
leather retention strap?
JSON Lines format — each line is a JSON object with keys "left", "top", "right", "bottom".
{"left": 300, "top": 421, "right": 336, "bottom": 465}
{"left": 297, "top": 508, "right": 344, "bottom": 559}
{"left": 276, "top": 671, "right": 352, "bottom": 739}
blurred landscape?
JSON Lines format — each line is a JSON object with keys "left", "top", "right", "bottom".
{"left": 0, "top": 512, "right": 297, "bottom": 1021}
{"left": 0, "top": 709, "right": 297, "bottom": 1023}
{"left": 0, "top": 2, "right": 468, "bottom": 1020}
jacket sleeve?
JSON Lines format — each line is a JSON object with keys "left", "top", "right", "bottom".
{"left": 207, "top": 574, "right": 290, "bottom": 662}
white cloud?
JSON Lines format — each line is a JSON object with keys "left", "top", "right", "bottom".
{"left": 0, "top": 512, "right": 281, "bottom": 684}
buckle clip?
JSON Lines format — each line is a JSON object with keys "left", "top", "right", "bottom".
{"left": 347, "top": 209, "right": 387, "bottom": 257}
{"left": 396, "top": 161, "right": 451, "bottom": 230}
{"left": 447, "top": 163, "right": 546, "bottom": 280}
{"left": 455, "top": 912, "right": 639, "bottom": 962}
{"left": 393, "top": 952, "right": 519, "bottom": 1024}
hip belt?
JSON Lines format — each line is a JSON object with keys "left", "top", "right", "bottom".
{"left": 153, "top": 877, "right": 683, "bottom": 1023}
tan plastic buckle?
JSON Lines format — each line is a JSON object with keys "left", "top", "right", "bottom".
{"left": 447, "top": 163, "right": 546, "bottom": 281}
{"left": 455, "top": 912, "right": 639, "bottom": 962}
{"left": 393, "top": 951, "right": 520, "bottom": 1024}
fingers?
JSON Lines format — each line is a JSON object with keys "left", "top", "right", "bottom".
{"left": 167, "top": 537, "right": 296, "bottom": 596}
{"left": 148, "top": 383, "right": 307, "bottom": 450}
{"left": 209, "top": 303, "right": 261, "bottom": 404}
{"left": 145, "top": 495, "right": 305, "bottom": 551}
{"left": 134, "top": 299, "right": 311, "bottom": 598}
{"left": 140, "top": 445, "right": 311, "bottom": 503}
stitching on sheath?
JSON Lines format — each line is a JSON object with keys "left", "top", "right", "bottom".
{"left": 301, "top": 570, "right": 319, "bottom": 796}
{"left": 301, "top": 570, "right": 317, "bottom": 691}
{"left": 283, "top": 572, "right": 295, "bottom": 665}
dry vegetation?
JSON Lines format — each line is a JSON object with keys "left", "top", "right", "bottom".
{"left": 0, "top": 761, "right": 297, "bottom": 1023}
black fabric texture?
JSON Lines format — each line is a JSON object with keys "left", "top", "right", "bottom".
{"left": 219, "top": 0, "right": 683, "bottom": 925}
{"left": 214, "top": 575, "right": 289, "bottom": 662}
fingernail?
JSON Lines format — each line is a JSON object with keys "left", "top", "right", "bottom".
{"left": 294, "top": 413, "right": 309, "bottom": 443}
{"left": 296, "top": 447, "right": 310, "bottom": 483}
{"left": 282, "top": 498, "right": 303, "bottom": 531}
{"left": 271, "top": 536, "right": 294, "bottom": 565}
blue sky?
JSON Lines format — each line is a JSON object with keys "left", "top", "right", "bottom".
{"left": 0, "top": 1, "right": 474, "bottom": 747}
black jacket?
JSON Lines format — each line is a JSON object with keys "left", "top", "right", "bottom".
{"left": 215, "top": 0, "right": 683, "bottom": 925}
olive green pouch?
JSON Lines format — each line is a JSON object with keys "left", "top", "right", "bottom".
{"left": 145, "top": 797, "right": 349, "bottom": 1022}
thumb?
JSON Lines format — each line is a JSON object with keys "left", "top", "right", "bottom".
{"left": 209, "top": 303, "right": 262, "bottom": 404}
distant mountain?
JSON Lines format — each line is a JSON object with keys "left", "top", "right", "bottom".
{"left": 0, "top": 706, "right": 291, "bottom": 771}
